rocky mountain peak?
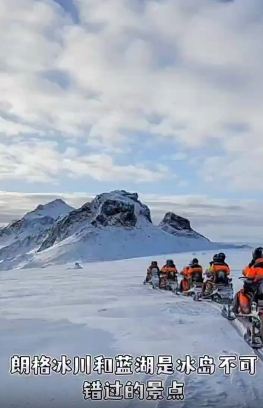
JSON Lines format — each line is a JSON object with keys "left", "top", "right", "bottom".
{"left": 0, "top": 190, "right": 216, "bottom": 270}
{"left": 38, "top": 190, "right": 152, "bottom": 252}
{"left": 159, "top": 211, "right": 209, "bottom": 241}
{"left": 90, "top": 190, "right": 152, "bottom": 227}
{"left": 160, "top": 212, "right": 192, "bottom": 231}
{"left": 24, "top": 199, "right": 74, "bottom": 221}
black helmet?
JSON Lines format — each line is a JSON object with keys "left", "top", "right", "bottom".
{"left": 166, "top": 259, "right": 174, "bottom": 266}
{"left": 191, "top": 258, "right": 199, "bottom": 265}
{"left": 213, "top": 254, "right": 219, "bottom": 262}
{"left": 218, "top": 252, "right": 226, "bottom": 261}
{"left": 252, "top": 247, "right": 263, "bottom": 260}
{"left": 151, "top": 261, "right": 158, "bottom": 267}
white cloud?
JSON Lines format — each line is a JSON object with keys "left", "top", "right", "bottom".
{"left": 0, "top": 140, "right": 169, "bottom": 183}
{"left": 0, "top": 0, "right": 263, "bottom": 188}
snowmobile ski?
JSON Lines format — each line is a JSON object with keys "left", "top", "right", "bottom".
{"left": 221, "top": 304, "right": 236, "bottom": 321}
{"left": 244, "top": 330, "right": 263, "bottom": 349}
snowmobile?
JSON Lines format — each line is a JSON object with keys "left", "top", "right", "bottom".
{"left": 221, "top": 295, "right": 236, "bottom": 321}
{"left": 150, "top": 267, "right": 160, "bottom": 289}
{"left": 74, "top": 262, "right": 83, "bottom": 269}
{"left": 159, "top": 271, "right": 168, "bottom": 289}
{"left": 143, "top": 267, "right": 160, "bottom": 289}
{"left": 234, "top": 278, "right": 263, "bottom": 349}
{"left": 168, "top": 277, "right": 179, "bottom": 293}
{"left": 181, "top": 271, "right": 204, "bottom": 299}
{"left": 159, "top": 271, "right": 178, "bottom": 293}
{"left": 199, "top": 271, "right": 234, "bottom": 305}
{"left": 243, "top": 302, "right": 263, "bottom": 349}
{"left": 191, "top": 282, "right": 204, "bottom": 301}
{"left": 143, "top": 270, "right": 151, "bottom": 285}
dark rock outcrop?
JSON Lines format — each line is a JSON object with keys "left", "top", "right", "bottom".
{"left": 159, "top": 212, "right": 209, "bottom": 241}
{"left": 91, "top": 200, "right": 137, "bottom": 227}
{"left": 160, "top": 212, "right": 192, "bottom": 231}
{"left": 91, "top": 190, "right": 151, "bottom": 223}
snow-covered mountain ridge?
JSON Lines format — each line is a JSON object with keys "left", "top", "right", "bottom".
{"left": 0, "top": 199, "right": 74, "bottom": 269}
{"left": 0, "top": 190, "right": 233, "bottom": 270}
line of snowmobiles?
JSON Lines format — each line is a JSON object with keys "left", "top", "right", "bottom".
{"left": 188, "top": 276, "right": 263, "bottom": 350}
{"left": 144, "top": 269, "right": 263, "bottom": 350}
{"left": 144, "top": 267, "right": 180, "bottom": 293}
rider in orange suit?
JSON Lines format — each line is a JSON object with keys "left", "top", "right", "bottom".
{"left": 180, "top": 258, "right": 203, "bottom": 292}
{"left": 232, "top": 247, "right": 263, "bottom": 314}
{"left": 161, "top": 260, "right": 178, "bottom": 280}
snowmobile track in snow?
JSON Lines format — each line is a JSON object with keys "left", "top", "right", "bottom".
{"left": 148, "top": 284, "right": 263, "bottom": 362}
{"left": 204, "top": 300, "right": 263, "bottom": 362}
{"left": 228, "top": 318, "right": 263, "bottom": 362}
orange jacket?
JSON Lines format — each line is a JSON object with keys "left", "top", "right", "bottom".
{"left": 243, "top": 258, "right": 263, "bottom": 281}
{"left": 161, "top": 265, "right": 178, "bottom": 275}
{"left": 210, "top": 263, "right": 230, "bottom": 275}
{"left": 238, "top": 290, "right": 251, "bottom": 314}
{"left": 182, "top": 266, "right": 203, "bottom": 278}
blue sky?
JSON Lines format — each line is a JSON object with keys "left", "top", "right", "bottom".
{"left": 0, "top": 0, "right": 263, "bottom": 243}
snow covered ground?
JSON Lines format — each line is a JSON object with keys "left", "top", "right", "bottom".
{"left": 1, "top": 248, "right": 262, "bottom": 408}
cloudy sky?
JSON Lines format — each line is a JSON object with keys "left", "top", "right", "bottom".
{"left": 0, "top": 0, "right": 262, "bottom": 243}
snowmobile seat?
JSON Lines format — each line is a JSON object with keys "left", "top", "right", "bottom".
{"left": 215, "top": 271, "right": 229, "bottom": 285}
{"left": 191, "top": 272, "right": 203, "bottom": 283}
